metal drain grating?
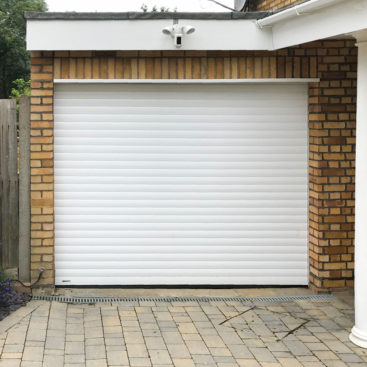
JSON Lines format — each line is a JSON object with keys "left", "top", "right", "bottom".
{"left": 32, "top": 294, "right": 335, "bottom": 304}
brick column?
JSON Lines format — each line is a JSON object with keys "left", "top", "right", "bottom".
{"left": 308, "top": 41, "right": 357, "bottom": 290}
{"left": 30, "top": 51, "right": 55, "bottom": 285}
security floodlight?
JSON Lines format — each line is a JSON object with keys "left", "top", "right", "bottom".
{"left": 162, "top": 22, "right": 195, "bottom": 48}
{"left": 182, "top": 25, "right": 195, "bottom": 35}
{"left": 162, "top": 27, "right": 172, "bottom": 35}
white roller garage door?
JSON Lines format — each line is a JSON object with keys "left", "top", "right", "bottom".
{"left": 54, "top": 83, "right": 308, "bottom": 286}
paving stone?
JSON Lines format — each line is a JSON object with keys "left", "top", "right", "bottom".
{"left": 64, "top": 354, "right": 85, "bottom": 363}
{"left": 106, "top": 350, "right": 129, "bottom": 365}
{"left": 167, "top": 344, "right": 191, "bottom": 359}
{"left": 273, "top": 352, "right": 294, "bottom": 359}
{"left": 24, "top": 341, "right": 43, "bottom": 348}
{"left": 237, "top": 359, "right": 261, "bottom": 367}
{"left": 43, "top": 349, "right": 63, "bottom": 356}
{"left": 0, "top": 360, "right": 21, "bottom": 367}
{"left": 185, "top": 340, "right": 210, "bottom": 355}
{"left": 178, "top": 323, "right": 198, "bottom": 334}
{"left": 227, "top": 344, "right": 254, "bottom": 358}
{"left": 46, "top": 330, "right": 65, "bottom": 338}
{"left": 209, "top": 347, "right": 232, "bottom": 357}
{"left": 5, "top": 332, "right": 27, "bottom": 345}
{"left": 323, "top": 340, "right": 354, "bottom": 354}
{"left": 150, "top": 349, "right": 173, "bottom": 364}
{"left": 323, "top": 361, "right": 348, "bottom": 367}
{"left": 66, "top": 323, "right": 84, "bottom": 335}
{"left": 282, "top": 340, "right": 312, "bottom": 356}
{"left": 86, "top": 359, "right": 107, "bottom": 367}
{"left": 313, "top": 351, "right": 340, "bottom": 360}
{"left": 216, "top": 332, "right": 243, "bottom": 345}
{"left": 42, "top": 355, "right": 64, "bottom": 367}
{"left": 65, "top": 341, "right": 84, "bottom": 355}
{"left": 202, "top": 335, "right": 226, "bottom": 348}
{"left": 245, "top": 339, "right": 267, "bottom": 348}
{"left": 213, "top": 356, "right": 237, "bottom": 364}
{"left": 48, "top": 319, "right": 66, "bottom": 330}
{"left": 249, "top": 347, "right": 277, "bottom": 363}
{"left": 162, "top": 332, "right": 184, "bottom": 344}
{"left": 172, "top": 358, "right": 195, "bottom": 367}
{"left": 105, "top": 337, "right": 125, "bottom": 346}
{"left": 24, "top": 330, "right": 46, "bottom": 342}
{"left": 102, "top": 316, "right": 120, "bottom": 326}
{"left": 65, "top": 334, "right": 84, "bottom": 342}
{"left": 126, "top": 343, "right": 149, "bottom": 358}
{"left": 85, "top": 337, "right": 104, "bottom": 346}
{"left": 277, "top": 358, "right": 304, "bottom": 367}
{"left": 144, "top": 336, "right": 166, "bottom": 350}
{"left": 182, "top": 333, "right": 202, "bottom": 341}
{"left": 0, "top": 358, "right": 21, "bottom": 367}
{"left": 305, "top": 342, "right": 330, "bottom": 351}
{"left": 85, "top": 344, "right": 106, "bottom": 359}
{"left": 338, "top": 354, "right": 364, "bottom": 363}
{"left": 192, "top": 355, "right": 216, "bottom": 364}
{"left": 22, "top": 347, "right": 44, "bottom": 362}
{"left": 129, "top": 357, "right": 152, "bottom": 366}
{"left": 124, "top": 331, "right": 145, "bottom": 344}
{"left": 45, "top": 336, "right": 64, "bottom": 350}
{"left": 2, "top": 346, "right": 23, "bottom": 353}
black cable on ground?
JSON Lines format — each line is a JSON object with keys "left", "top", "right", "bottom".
{"left": 10, "top": 268, "right": 44, "bottom": 295}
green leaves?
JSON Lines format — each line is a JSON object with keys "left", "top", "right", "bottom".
{"left": 0, "top": 0, "right": 47, "bottom": 98}
{"left": 10, "top": 78, "right": 30, "bottom": 99}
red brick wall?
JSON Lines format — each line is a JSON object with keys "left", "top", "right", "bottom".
{"left": 30, "top": 40, "right": 357, "bottom": 288}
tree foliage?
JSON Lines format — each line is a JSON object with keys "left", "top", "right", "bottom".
{"left": 0, "top": 0, "right": 47, "bottom": 98}
{"left": 10, "top": 77, "right": 30, "bottom": 99}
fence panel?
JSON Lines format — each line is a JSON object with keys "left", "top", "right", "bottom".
{"left": 0, "top": 99, "right": 19, "bottom": 269}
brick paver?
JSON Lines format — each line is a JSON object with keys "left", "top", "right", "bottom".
{"left": 0, "top": 294, "right": 365, "bottom": 367}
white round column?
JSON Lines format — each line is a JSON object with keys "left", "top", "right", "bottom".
{"left": 350, "top": 40, "right": 367, "bottom": 349}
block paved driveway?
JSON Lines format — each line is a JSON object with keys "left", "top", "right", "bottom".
{"left": 0, "top": 291, "right": 366, "bottom": 367}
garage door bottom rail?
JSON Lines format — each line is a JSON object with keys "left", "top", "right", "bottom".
{"left": 32, "top": 294, "right": 335, "bottom": 304}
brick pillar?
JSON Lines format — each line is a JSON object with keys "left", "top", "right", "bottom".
{"left": 30, "top": 51, "right": 55, "bottom": 286}
{"left": 308, "top": 41, "right": 357, "bottom": 290}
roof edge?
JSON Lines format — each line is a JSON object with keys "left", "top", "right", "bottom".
{"left": 24, "top": 11, "right": 273, "bottom": 21}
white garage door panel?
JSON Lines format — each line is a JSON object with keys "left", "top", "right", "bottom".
{"left": 54, "top": 83, "right": 308, "bottom": 285}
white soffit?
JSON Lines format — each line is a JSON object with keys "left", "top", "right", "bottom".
{"left": 266, "top": 0, "right": 367, "bottom": 49}
{"left": 26, "top": 19, "right": 272, "bottom": 51}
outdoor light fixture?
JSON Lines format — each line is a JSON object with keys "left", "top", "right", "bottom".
{"left": 162, "top": 21, "right": 196, "bottom": 48}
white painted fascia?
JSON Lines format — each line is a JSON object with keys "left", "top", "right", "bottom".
{"left": 26, "top": 19, "right": 273, "bottom": 51}
{"left": 26, "top": 0, "right": 367, "bottom": 52}
{"left": 260, "top": 0, "right": 367, "bottom": 50}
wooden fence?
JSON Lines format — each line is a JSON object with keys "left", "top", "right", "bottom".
{"left": 0, "top": 96, "right": 30, "bottom": 282}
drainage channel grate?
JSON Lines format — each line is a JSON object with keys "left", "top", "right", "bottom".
{"left": 32, "top": 294, "right": 335, "bottom": 304}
